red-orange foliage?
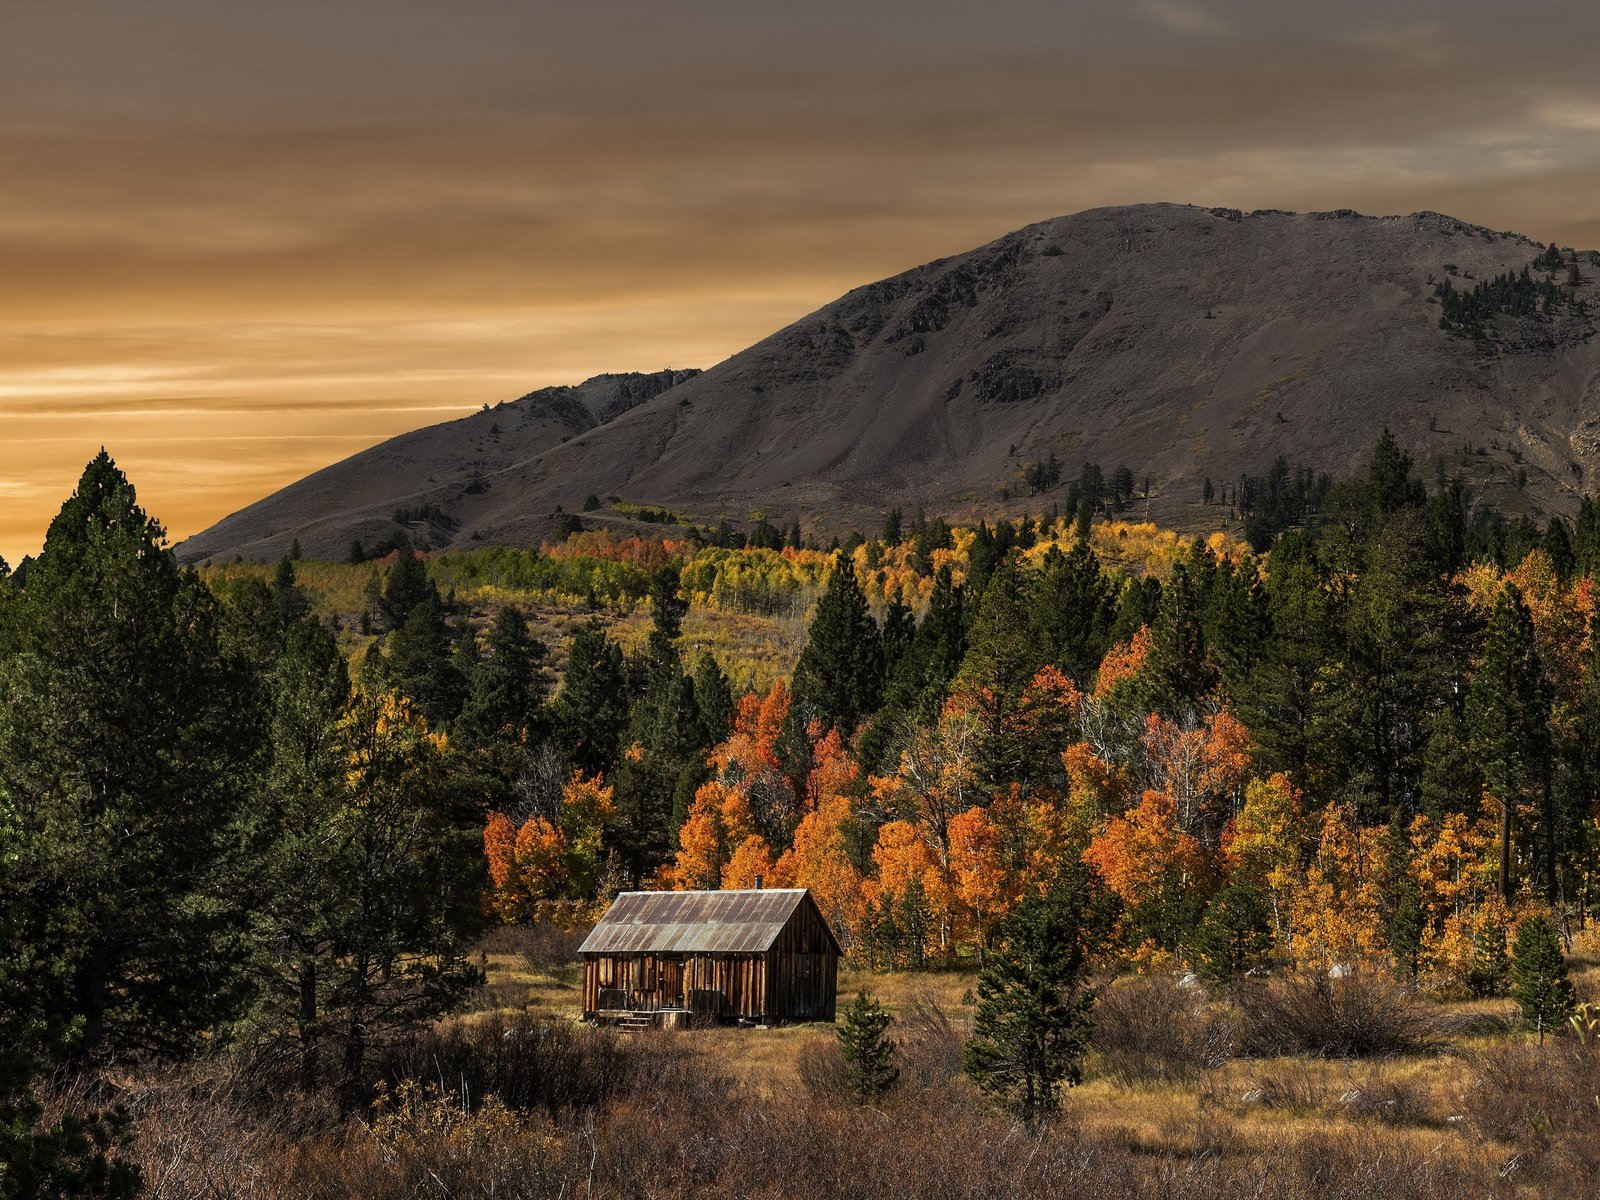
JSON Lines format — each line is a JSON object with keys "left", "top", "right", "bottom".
{"left": 1095, "top": 626, "right": 1151, "bottom": 700}
{"left": 483, "top": 811, "right": 521, "bottom": 921}
{"left": 712, "top": 681, "right": 789, "bottom": 779}
{"left": 541, "top": 529, "right": 688, "bottom": 572}
{"left": 514, "top": 816, "right": 567, "bottom": 902}
{"left": 723, "top": 834, "right": 778, "bottom": 889}
{"left": 948, "top": 805, "right": 1016, "bottom": 943}
{"left": 1083, "top": 789, "right": 1205, "bottom": 909}
{"left": 672, "top": 781, "right": 737, "bottom": 890}
{"left": 776, "top": 730, "right": 865, "bottom": 943}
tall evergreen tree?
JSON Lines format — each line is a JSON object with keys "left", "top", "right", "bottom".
{"left": 1316, "top": 516, "right": 1456, "bottom": 823}
{"left": 377, "top": 538, "right": 435, "bottom": 626}
{"left": 963, "top": 868, "right": 1098, "bottom": 1124}
{"left": 554, "top": 619, "right": 628, "bottom": 778}
{"left": 792, "top": 557, "right": 884, "bottom": 735}
{"left": 1419, "top": 706, "right": 1480, "bottom": 820}
{"left": 1136, "top": 559, "right": 1217, "bottom": 718}
{"left": 880, "top": 588, "right": 916, "bottom": 677}
{"left": 1242, "top": 538, "right": 1333, "bottom": 785}
{"left": 271, "top": 555, "right": 312, "bottom": 633}
{"left": 1379, "top": 811, "right": 1424, "bottom": 980}
{"left": 1468, "top": 584, "right": 1552, "bottom": 899}
{"left": 373, "top": 596, "right": 466, "bottom": 728}
{"left": 319, "top": 690, "right": 485, "bottom": 1101}
{"left": 456, "top": 604, "right": 547, "bottom": 747}
{"left": 616, "top": 573, "right": 707, "bottom": 880}
{"left": 1029, "top": 540, "right": 1113, "bottom": 685}
{"left": 954, "top": 557, "right": 1047, "bottom": 784}
{"left": 0, "top": 453, "right": 260, "bottom": 1062}
{"left": 255, "top": 618, "right": 351, "bottom": 1088}
{"left": 692, "top": 651, "right": 735, "bottom": 746}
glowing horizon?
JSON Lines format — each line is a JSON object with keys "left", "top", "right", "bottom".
{"left": 5, "top": 0, "right": 1600, "bottom": 564}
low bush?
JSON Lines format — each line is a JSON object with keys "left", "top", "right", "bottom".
{"left": 796, "top": 1033, "right": 852, "bottom": 1101}
{"left": 1236, "top": 971, "right": 1442, "bottom": 1058}
{"left": 101, "top": 1050, "right": 1519, "bottom": 1200}
{"left": 1091, "top": 975, "right": 1237, "bottom": 1085}
{"left": 1460, "top": 1033, "right": 1600, "bottom": 1180}
{"left": 894, "top": 990, "right": 968, "bottom": 1095}
{"left": 373, "top": 1010, "right": 702, "bottom": 1118}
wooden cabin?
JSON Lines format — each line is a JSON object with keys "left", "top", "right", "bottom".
{"left": 579, "top": 888, "right": 839, "bottom": 1025}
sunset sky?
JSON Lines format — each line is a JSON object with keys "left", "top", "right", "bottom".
{"left": 5, "top": 0, "right": 1600, "bottom": 564}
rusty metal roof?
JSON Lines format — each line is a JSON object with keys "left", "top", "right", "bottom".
{"left": 579, "top": 888, "right": 813, "bottom": 955}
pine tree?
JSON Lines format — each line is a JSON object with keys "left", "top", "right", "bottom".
{"left": 457, "top": 604, "right": 547, "bottom": 746}
{"left": 897, "top": 875, "right": 932, "bottom": 969}
{"left": 792, "top": 556, "right": 884, "bottom": 735}
{"left": 271, "top": 555, "right": 312, "bottom": 635}
{"left": 1419, "top": 706, "right": 1479, "bottom": 820}
{"left": 880, "top": 588, "right": 916, "bottom": 676}
{"left": 378, "top": 539, "right": 435, "bottom": 629}
{"left": 554, "top": 619, "right": 629, "bottom": 777}
{"left": 1467, "top": 916, "right": 1511, "bottom": 999}
{"left": 0, "top": 798, "right": 141, "bottom": 1196}
{"left": 1191, "top": 882, "right": 1273, "bottom": 986}
{"left": 326, "top": 690, "right": 484, "bottom": 1101}
{"left": 837, "top": 990, "right": 899, "bottom": 1100}
{"left": 616, "top": 575, "right": 707, "bottom": 880}
{"left": 0, "top": 453, "right": 261, "bottom": 1063}
{"left": 255, "top": 618, "right": 351, "bottom": 1088}
{"left": 1509, "top": 915, "right": 1574, "bottom": 1041}
{"left": 953, "top": 557, "right": 1046, "bottom": 783}
{"left": 1029, "top": 540, "right": 1114, "bottom": 685}
{"left": 692, "top": 651, "right": 735, "bottom": 745}
{"left": 1138, "top": 559, "right": 1217, "bottom": 718}
{"left": 374, "top": 596, "right": 466, "bottom": 728}
{"left": 963, "top": 868, "right": 1098, "bottom": 1123}
{"left": 884, "top": 566, "right": 966, "bottom": 723}
{"left": 1365, "top": 429, "right": 1428, "bottom": 515}
{"left": 1379, "top": 813, "right": 1423, "bottom": 980}
{"left": 1468, "top": 585, "right": 1551, "bottom": 898}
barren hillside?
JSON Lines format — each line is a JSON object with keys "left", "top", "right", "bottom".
{"left": 180, "top": 203, "right": 1600, "bottom": 562}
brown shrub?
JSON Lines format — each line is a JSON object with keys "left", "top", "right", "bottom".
{"left": 112, "top": 1063, "right": 1509, "bottom": 1200}
{"left": 1459, "top": 1034, "right": 1600, "bottom": 1181}
{"left": 1237, "top": 971, "right": 1442, "bottom": 1058}
{"left": 1091, "top": 975, "right": 1237, "bottom": 1085}
{"left": 893, "top": 990, "right": 968, "bottom": 1095}
{"left": 796, "top": 1033, "right": 852, "bottom": 1101}
{"left": 1238, "top": 1063, "right": 1330, "bottom": 1111}
{"left": 373, "top": 1009, "right": 704, "bottom": 1118}
{"left": 1333, "top": 1069, "right": 1435, "bottom": 1127}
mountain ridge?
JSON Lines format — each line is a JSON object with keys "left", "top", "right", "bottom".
{"left": 179, "top": 202, "right": 1600, "bottom": 563}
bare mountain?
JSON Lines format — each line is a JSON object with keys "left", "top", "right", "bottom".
{"left": 179, "top": 203, "right": 1600, "bottom": 562}
{"left": 180, "top": 369, "right": 698, "bottom": 561}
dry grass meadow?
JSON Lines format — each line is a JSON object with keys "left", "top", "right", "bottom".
{"left": 82, "top": 923, "right": 1600, "bottom": 1198}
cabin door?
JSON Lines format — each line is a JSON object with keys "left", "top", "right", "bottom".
{"left": 659, "top": 958, "right": 685, "bottom": 1008}
{"left": 794, "top": 953, "right": 821, "bottom": 1018}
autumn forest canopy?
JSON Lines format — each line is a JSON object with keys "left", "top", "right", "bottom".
{"left": 5, "top": 434, "right": 1600, "bottom": 1191}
